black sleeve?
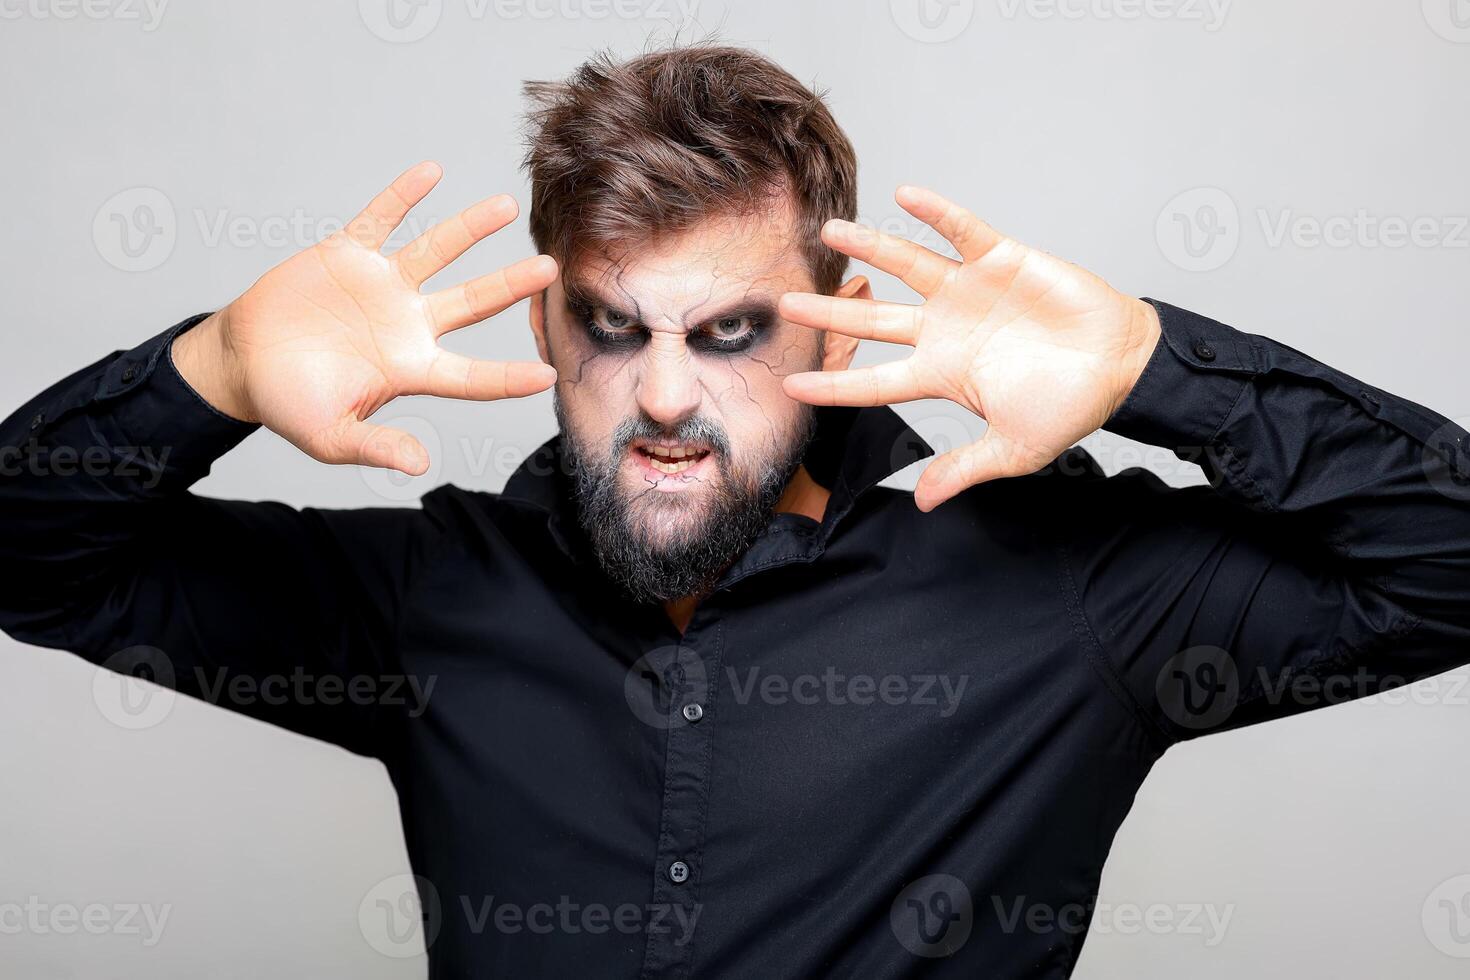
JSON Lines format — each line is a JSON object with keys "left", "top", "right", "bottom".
{"left": 1059, "top": 300, "right": 1470, "bottom": 744}
{"left": 0, "top": 314, "right": 440, "bottom": 757}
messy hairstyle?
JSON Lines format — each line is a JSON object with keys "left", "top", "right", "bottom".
{"left": 522, "top": 43, "right": 858, "bottom": 294}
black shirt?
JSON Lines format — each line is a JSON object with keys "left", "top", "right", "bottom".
{"left": 3, "top": 301, "right": 1468, "bottom": 978}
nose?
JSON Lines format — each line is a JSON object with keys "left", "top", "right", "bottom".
{"left": 634, "top": 340, "right": 702, "bottom": 428}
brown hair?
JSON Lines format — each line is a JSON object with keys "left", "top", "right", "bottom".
{"left": 522, "top": 44, "right": 858, "bottom": 294}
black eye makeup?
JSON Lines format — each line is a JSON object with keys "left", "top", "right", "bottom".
{"left": 566, "top": 296, "right": 646, "bottom": 351}
{"left": 688, "top": 310, "right": 772, "bottom": 355}
{"left": 564, "top": 288, "right": 775, "bottom": 357}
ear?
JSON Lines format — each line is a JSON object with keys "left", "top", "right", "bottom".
{"left": 529, "top": 289, "right": 551, "bottom": 365}
{"left": 820, "top": 275, "right": 869, "bottom": 373}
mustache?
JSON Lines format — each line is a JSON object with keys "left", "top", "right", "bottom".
{"left": 610, "top": 414, "right": 732, "bottom": 459}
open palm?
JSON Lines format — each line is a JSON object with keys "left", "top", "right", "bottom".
{"left": 780, "top": 186, "right": 1161, "bottom": 511}
{"left": 175, "top": 162, "right": 558, "bottom": 475}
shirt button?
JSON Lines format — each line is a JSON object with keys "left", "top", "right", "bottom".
{"left": 668, "top": 861, "right": 690, "bottom": 884}
{"left": 121, "top": 366, "right": 137, "bottom": 383}
{"left": 1193, "top": 341, "right": 1217, "bottom": 362}
{"left": 681, "top": 703, "right": 704, "bottom": 723}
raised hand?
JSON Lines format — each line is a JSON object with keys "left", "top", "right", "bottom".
{"left": 172, "top": 162, "right": 558, "bottom": 475}
{"left": 780, "top": 186, "right": 1161, "bottom": 512}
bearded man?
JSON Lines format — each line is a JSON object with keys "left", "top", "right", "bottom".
{"left": 3, "top": 44, "right": 1468, "bottom": 979}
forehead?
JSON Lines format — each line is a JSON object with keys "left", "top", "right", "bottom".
{"left": 564, "top": 200, "right": 814, "bottom": 308}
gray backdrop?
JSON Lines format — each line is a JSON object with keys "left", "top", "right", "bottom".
{"left": 2, "top": 1, "right": 1468, "bottom": 977}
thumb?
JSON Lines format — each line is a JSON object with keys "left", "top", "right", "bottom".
{"left": 332, "top": 421, "right": 431, "bottom": 476}
{"left": 913, "top": 429, "right": 1030, "bottom": 511}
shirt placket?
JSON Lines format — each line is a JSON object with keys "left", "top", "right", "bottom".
{"left": 638, "top": 616, "right": 723, "bottom": 979}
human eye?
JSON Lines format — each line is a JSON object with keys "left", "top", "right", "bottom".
{"left": 573, "top": 302, "right": 644, "bottom": 350}
{"left": 694, "top": 313, "right": 765, "bottom": 354}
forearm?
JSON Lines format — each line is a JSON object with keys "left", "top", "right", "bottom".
{"left": 1101, "top": 300, "right": 1470, "bottom": 669}
{"left": 0, "top": 315, "right": 435, "bottom": 754}
{"left": 1053, "top": 301, "right": 1470, "bottom": 740}
{"left": 0, "top": 314, "right": 258, "bottom": 639}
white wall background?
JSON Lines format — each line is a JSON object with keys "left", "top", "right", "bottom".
{"left": 1, "top": 1, "right": 1468, "bottom": 977}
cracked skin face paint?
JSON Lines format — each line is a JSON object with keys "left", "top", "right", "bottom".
{"left": 538, "top": 203, "right": 828, "bottom": 600}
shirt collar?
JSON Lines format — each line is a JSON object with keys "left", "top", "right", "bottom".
{"left": 500, "top": 405, "right": 934, "bottom": 561}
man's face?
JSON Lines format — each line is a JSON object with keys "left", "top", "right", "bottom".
{"left": 533, "top": 202, "right": 830, "bottom": 602}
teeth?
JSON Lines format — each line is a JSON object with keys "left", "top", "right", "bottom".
{"left": 639, "top": 445, "right": 707, "bottom": 476}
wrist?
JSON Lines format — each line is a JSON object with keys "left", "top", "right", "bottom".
{"left": 1110, "top": 298, "right": 1162, "bottom": 417}
{"left": 170, "top": 308, "right": 256, "bottom": 422}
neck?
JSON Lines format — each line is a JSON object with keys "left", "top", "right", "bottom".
{"left": 662, "top": 464, "right": 829, "bottom": 633}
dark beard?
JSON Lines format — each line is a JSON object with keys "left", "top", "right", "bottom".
{"left": 558, "top": 403, "right": 816, "bottom": 605}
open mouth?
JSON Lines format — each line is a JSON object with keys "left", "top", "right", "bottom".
{"left": 626, "top": 439, "right": 718, "bottom": 488}
{"left": 635, "top": 443, "right": 712, "bottom": 476}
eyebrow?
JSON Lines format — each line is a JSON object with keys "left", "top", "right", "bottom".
{"left": 563, "top": 278, "right": 782, "bottom": 331}
{"left": 563, "top": 279, "right": 632, "bottom": 317}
